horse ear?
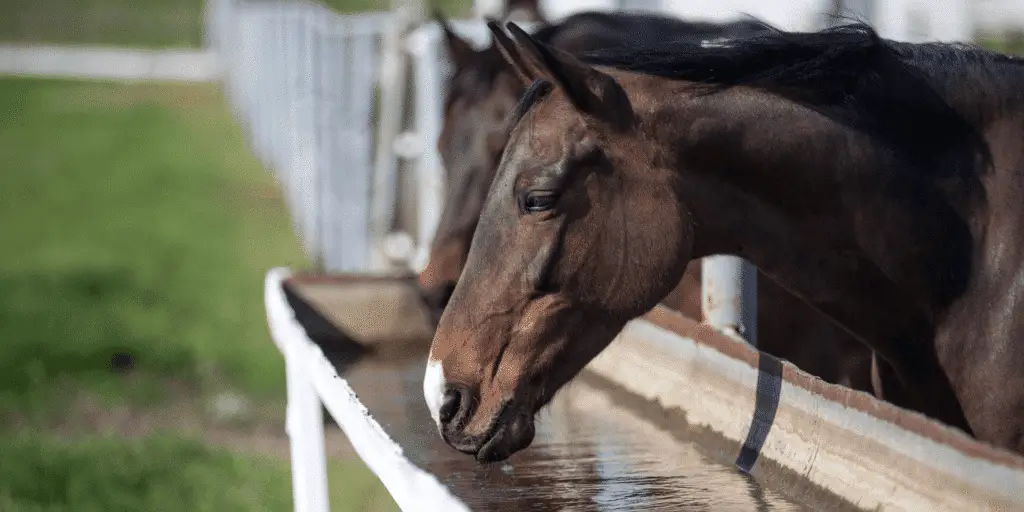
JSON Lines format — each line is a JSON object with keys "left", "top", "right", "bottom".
{"left": 486, "top": 19, "right": 543, "bottom": 86}
{"left": 505, "top": 22, "right": 635, "bottom": 131}
{"left": 434, "top": 11, "right": 474, "bottom": 69}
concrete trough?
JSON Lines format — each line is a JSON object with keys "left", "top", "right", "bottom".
{"left": 272, "top": 271, "right": 1024, "bottom": 511}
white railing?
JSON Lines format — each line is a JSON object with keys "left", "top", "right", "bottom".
{"left": 264, "top": 268, "right": 470, "bottom": 512}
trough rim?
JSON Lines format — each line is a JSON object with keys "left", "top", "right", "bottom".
{"left": 639, "top": 304, "right": 1024, "bottom": 470}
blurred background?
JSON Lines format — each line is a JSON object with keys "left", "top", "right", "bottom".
{"left": 0, "top": 0, "right": 1021, "bottom": 511}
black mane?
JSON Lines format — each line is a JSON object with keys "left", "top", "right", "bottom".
{"left": 579, "top": 21, "right": 1024, "bottom": 112}
{"left": 577, "top": 19, "right": 1024, "bottom": 180}
{"left": 445, "top": 11, "right": 772, "bottom": 111}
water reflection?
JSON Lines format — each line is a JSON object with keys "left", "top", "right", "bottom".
{"left": 328, "top": 345, "right": 812, "bottom": 512}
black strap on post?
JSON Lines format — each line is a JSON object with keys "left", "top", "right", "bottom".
{"left": 735, "top": 351, "right": 783, "bottom": 473}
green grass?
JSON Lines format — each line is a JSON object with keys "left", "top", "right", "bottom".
{"left": 979, "top": 36, "right": 1024, "bottom": 56}
{"left": 0, "top": 77, "right": 399, "bottom": 511}
{"left": 0, "top": 0, "right": 205, "bottom": 48}
{"left": 0, "top": 78, "right": 308, "bottom": 414}
{"left": 0, "top": 432, "right": 398, "bottom": 512}
{"left": 0, "top": 0, "right": 473, "bottom": 48}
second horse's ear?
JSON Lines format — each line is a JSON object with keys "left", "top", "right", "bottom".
{"left": 505, "top": 22, "right": 636, "bottom": 132}
{"left": 435, "top": 10, "right": 474, "bottom": 69}
{"left": 486, "top": 19, "right": 544, "bottom": 86}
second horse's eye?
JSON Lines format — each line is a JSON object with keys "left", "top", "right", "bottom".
{"left": 522, "top": 191, "right": 558, "bottom": 213}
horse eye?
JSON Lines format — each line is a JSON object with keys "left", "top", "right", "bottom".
{"left": 521, "top": 191, "right": 558, "bottom": 213}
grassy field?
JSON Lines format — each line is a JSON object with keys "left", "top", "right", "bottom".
{"left": 0, "top": 434, "right": 398, "bottom": 512}
{"left": 980, "top": 34, "right": 1024, "bottom": 56}
{"left": 0, "top": 77, "right": 397, "bottom": 511}
{"left": 0, "top": 0, "right": 473, "bottom": 48}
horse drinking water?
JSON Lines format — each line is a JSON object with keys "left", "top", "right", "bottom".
{"left": 420, "top": 11, "right": 875, "bottom": 396}
{"left": 425, "top": 20, "right": 1024, "bottom": 462}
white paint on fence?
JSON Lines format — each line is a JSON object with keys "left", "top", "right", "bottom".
{"left": 264, "top": 267, "right": 471, "bottom": 512}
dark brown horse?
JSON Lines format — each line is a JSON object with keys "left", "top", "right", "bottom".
{"left": 418, "top": 11, "right": 874, "bottom": 394}
{"left": 425, "top": 19, "right": 1024, "bottom": 462}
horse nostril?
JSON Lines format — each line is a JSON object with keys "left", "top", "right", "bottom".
{"left": 439, "top": 387, "right": 462, "bottom": 426}
{"left": 440, "top": 384, "right": 474, "bottom": 429}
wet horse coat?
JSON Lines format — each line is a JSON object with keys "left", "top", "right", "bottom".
{"left": 426, "top": 20, "right": 1024, "bottom": 462}
{"left": 419, "top": 11, "right": 874, "bottom": 393}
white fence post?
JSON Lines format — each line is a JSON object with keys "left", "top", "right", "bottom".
{"left": 406, "top": 23, "right": 445, "bottom": 274}
{"left": 283, "top": 335, "right": 331, "bottom": 512}
{"left": 317, "top": 12, "right": 339, "bottom": 273}
{"left": 369, "top": 5, "right": 421, "bottom": 272}
{"left": 701, "top": 255, "right": 758, "bottom": 347}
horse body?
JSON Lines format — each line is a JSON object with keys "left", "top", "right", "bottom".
{"left": 420, "top": 10, "right": 874, "bottom": 398}
{"left": 630, "top": 42, "right": 1024, "bottom": 448}
{"left": 425, "top": 19, "right": 1024, "bottom": 462}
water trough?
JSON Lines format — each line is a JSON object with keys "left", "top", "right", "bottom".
{"left": 264, "top": 268, "right": 1024, "bottom": 512}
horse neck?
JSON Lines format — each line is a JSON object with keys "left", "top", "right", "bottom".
{"left": 641, "top": 82, "right": 943, "bottom": 352}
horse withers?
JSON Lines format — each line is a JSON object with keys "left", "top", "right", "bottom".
{"left": 426, "top": 19, "right": 1024, "bottom": 462}
{"left": 419, "top": 11, "right": 875, "bottom": 398}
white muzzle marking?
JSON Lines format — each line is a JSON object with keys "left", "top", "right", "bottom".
{"left": 423, "top": 357, "right": 446, "bottom": 429}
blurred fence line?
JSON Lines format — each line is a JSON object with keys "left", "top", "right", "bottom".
{"left": 207, "top": 0, "right": 394, "bottom": 273}
{"left": 206, "top": 0, "right": 496, "bottom": 276}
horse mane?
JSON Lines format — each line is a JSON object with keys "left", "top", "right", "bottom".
{"left": 577, "top": 19, "right": 1024, "bottom": 177}
{"left": 579, "top": 20, "right": 1024, "bottom": 111}
{"left": 444, "top": 11, "right": 768, "bottom": 111}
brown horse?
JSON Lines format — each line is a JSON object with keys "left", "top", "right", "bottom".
{"left": 426, "top": 19, "right": 1024, "bottom": 463}
{"left": 418, "top": 11, "right": 874, "bottom": 393}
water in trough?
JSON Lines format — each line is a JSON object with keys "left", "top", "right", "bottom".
{"left": 331, "top": 346, "right": 838, "bottom": 511}
{"left": 286, "top": 281, "right": 854, "bottom": 511}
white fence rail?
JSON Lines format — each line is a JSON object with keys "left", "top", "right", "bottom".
{"left": 264, "top": 268, "right": 470, "bottom": 512}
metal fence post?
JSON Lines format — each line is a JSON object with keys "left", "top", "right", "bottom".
{"left": 701, "top": 255, "right": 758, "bottom": 347}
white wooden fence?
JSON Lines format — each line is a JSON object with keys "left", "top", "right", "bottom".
{"left": 207, "top": 0, "right": 392, "bottom": 273}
